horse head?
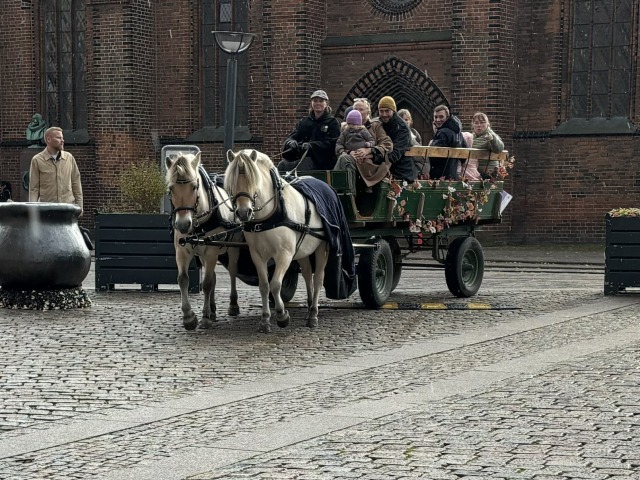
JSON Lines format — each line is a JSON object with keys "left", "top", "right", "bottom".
{"left": 224, "top": 149, "right": 275, "bottom": 223}
{"left": 166, "top": 152, "right": 203, "bottom": 234}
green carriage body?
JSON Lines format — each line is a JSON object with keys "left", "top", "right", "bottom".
{"left": 305, "top": 144, "right": 509, "bottom": 239}
{"left": 306, "top": 170, "right": 504, "bottom": 230}
{"left": 302, "top": 146, "right": 511, "bottom": 307}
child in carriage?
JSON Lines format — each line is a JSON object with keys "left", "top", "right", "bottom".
{"left": 335, "top": 110, "right": 377, "bottom": 191}
{"left": 335, "top": 110, "right": 375, "bottom": 155}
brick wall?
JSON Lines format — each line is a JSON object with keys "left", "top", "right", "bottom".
{"left": 1, "top": 0, "right": 638, "bottom": 242}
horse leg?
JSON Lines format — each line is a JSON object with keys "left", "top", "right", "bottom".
{"left": 269, "top": 258, "right": 293, "bottom": 329}
{"left": 176, "top": 249, "right": 198, "bottom": 330}
{"left": 306, "top": 246, "right": 329, "bottom": 329}
{"left": 199, "top": 254, "right": 217, "bottom": 329}
{"left": 227, "top": 247, "right": 240, "bottom": 316}
{"left": 250, "top": 251, "right": 272, "bottom": 333}
{"left": 298, "top": 257, "right": 314, "bottom": 309}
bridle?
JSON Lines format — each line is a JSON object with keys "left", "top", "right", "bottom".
{"left": 170, "top": 176, "right": 201, "bottom": 218}
{"left": 229, "top": 162, "right": 277, "bottom": 222}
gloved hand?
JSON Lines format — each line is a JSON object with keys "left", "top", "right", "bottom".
{"left": 284, "top": 139, "right": 298, "bottom": 151}
{"left": 300, "top": 142, "right": 311, "bottom": 152}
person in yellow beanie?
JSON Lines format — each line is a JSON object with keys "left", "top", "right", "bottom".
{"left": 376, "top": 96, "right": 416, "bottom": 182}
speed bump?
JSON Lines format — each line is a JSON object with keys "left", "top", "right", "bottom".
{"left": 280, "top": 302, "right": 519, "bottom": 310}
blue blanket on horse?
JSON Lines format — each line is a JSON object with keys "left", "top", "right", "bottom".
{"left": 288, "top": 175, "right": 357, "bottom": 300}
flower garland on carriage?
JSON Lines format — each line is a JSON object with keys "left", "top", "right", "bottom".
{"left": 386, "top": 155, "right": 516, "bottom": 234}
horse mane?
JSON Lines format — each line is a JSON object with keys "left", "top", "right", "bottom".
{"left": 166, "top": 153, "right": 198, "bottom": 187}
{"left": 224, "top": 149, "right": 275, "bottom": 195}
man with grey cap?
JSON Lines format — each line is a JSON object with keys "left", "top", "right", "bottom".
{"left": 278, "top": 89, "right": 341, "bottom": 172}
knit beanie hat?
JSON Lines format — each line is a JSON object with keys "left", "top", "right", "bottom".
{"left": 346, "top": 110, "right": 362, "bottom": 126}
{"left": 378, "top": 96, "right": 397, "bottom": 112}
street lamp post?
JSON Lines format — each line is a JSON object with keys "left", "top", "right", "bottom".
{"left": 213, "top": 31, "right": 255, "bottom": 158}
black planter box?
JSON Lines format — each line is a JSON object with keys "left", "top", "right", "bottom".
{"left": 94, "top": 213, "right": 200, "bottom": 292}
{"left": 604, "top": 214, "right": 640, "bottom": 295}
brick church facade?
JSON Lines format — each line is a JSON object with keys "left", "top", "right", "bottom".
{"left": 0, "top": 0, "right": 638, "bottom": 243}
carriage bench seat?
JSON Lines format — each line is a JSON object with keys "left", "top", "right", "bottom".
{"left": 407, "top": 146, "right": 510, "bottom": 172}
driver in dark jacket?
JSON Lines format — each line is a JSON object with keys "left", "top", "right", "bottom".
{"left": 278, "top": 90, "right": 341, "bottom": 172}
{"left": 377, "top": 96, "right": 417, "bottom": 182}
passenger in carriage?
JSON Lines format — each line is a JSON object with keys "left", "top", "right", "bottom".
{"left": 398, "top": 108, "right": 428, "bottom": 179}
{"left": 470, "top": 112, "right": 504, "bottom": 179}
{"left": 336, "top": 110, "right": 375, "bottom": 156}
{"left": 458, "top": 131, "right": 483, "bottom": 181}
{"left": 397, "top": 109, "right": 422, "bottom": 145}
{"left": 429, "top": 104, "right": 466, "bottom": 180}
{"left": 376, "top": 96, "right": 417, "bottom": 182}
{"left": 333, "top": 98, "right": 393, "bottom": 189}
{"left": 277, "top": 89, "right": 341, "bottom": 173}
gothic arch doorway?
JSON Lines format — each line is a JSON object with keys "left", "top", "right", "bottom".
{"left": 337, "top": 56, "right": 449, "bottom": 144}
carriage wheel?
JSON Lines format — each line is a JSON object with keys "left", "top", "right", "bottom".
{"left": 387, "top": 238, "right": 403, "bottom": 292}
{"left": 444, "top": 236, "right": 484, "bottom": 298}
{"left": 358, "top": 239, "right": 393, "bottom": 309}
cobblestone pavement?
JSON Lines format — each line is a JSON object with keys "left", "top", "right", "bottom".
{"left": 1, "top": 249, "right": 639, "bottom": 479}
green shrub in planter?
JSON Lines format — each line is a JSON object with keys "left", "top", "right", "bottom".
{"left": 120, "top": 161, "right": 167, "bottom": 213}
{"left": 608, "top": 207, "right": 640, "bottom": 217}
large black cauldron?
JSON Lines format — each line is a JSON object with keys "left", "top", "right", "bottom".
{"left": 0, "top": 202, "right": 91, "bottom": 289}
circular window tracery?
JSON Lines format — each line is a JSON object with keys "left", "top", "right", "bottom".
{"left": 369, "top": 0, "right": 422, "bottom": 15}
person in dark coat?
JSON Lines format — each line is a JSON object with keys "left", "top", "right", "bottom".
{"left": 429, "top": 104, "right": 466, "bottom": 180}
{"left": 0, "top": 181, "right": 12, "bottom": 202}
{"left": 376, "top": 96, "right": 416, "bottom": 183}
{"left": 278, "top": 90, "right": 341, "bottom": 172}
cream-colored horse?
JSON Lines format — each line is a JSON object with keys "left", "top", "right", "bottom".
{"left": 166, "top": 152, "right": 240, "bottom": 330}
{"left": 224, "top": 149, "right": 328, "bottom": 333}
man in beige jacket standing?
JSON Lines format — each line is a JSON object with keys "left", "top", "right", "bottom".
{"left": 29, "top": 127, "right": 83, "bottom": 215}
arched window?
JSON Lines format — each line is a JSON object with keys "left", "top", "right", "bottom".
{"left": 42, "top": 0, "right": 87, "bottom": 131}
{"left": 202, "top": 0, "right": 249, "bottom": 127}
{"left": 570, "top": 0, "right": 634, "bottom": 119}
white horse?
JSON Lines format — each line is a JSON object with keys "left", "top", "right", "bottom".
{"left": 166, "top": 152, "right": 240, "bottom": 330}
{"left": 224, "top": 149, "right": 329, "bottom": 333}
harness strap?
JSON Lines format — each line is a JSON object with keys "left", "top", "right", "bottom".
{"left": 241, "top": 169, "right": 324, "bottom": 242}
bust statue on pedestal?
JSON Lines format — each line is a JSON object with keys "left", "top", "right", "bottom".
{"left": 26, "top": 113, "right": 48, "bottom": 146}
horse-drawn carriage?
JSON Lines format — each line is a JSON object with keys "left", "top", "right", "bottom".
{"left": 167, "top": 146, "right": 511, "bottom": 331}
{"left": 293, "top": 145, "right": 510, "bottom": 308}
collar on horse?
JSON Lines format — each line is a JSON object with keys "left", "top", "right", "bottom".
{"left": 241, "top": 168, "right": 325, "bottom": 248}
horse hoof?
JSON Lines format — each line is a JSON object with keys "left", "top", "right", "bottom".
{"left": 276, "top": 310, "right": 290, "bottom": 328}
{"left": 228, "top": 305, "right": 240, "bottom": 317}
{"left": 305, "top": 317, "right": 318, "bottom": 329}
{"left": 198, "top": 317, "right": 214, "bottom": 329}
{"left": 258, "top": 323, "right": 272, "bottom": 334}
{"left": 184, "top": 317, "right": 198, "bottom": 331}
